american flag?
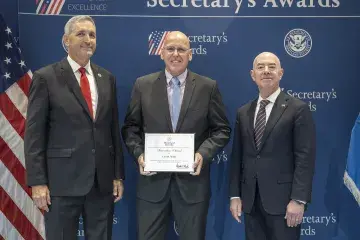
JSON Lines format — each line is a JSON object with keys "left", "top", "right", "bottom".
{"left": 148, "top": 31, "right": 170, "bottom": 55}
{"left": 35, "top": 0, "right": 66, "bottom": 15}
{"left": 0, "top": 15, "right": 45, "bottom": 240}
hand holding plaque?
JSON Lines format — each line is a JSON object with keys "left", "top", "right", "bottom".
{"left": 190, "top": 152, "right": 203, "bottom": 176}
{"left": 138, "top": 154, "right": 157, "bottom": 176}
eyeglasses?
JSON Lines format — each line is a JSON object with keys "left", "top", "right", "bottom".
{"left": 163, "top": 46, "right": 190, "bottom": 54}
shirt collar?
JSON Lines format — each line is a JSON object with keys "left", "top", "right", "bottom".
{"left": 67, "top": 55, "right": 93, "bottom": 76}
{"left": 165, "top": 69, "right": 187, "bottom": 86}
{"left": 257, "top": 87, "right": 281, "bottom": 105}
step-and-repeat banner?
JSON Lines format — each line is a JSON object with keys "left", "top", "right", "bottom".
{"left": 4, "top": 0, "right": 360, "bottom": 239}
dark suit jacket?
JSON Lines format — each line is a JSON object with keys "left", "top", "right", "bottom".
{"left": 24, "top": 58, "right": 124, "bottom": 196}
{"left": 229, "top": 91, "right": 316, "bottom": 214}
{"left": 121, "top": 70, "right": 231, "bottom": 204}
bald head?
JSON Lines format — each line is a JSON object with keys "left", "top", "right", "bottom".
{"left": 160, "top": 31, "right": 192, "bottom": 77}
{"left": 250, "top": 51, "right": 284, "bottom": 98}
{"left": 253, "top": 52, "right": 281, "bottom": 70}
{"left": 163, "top": 31, "right": 190, "bottom": 49}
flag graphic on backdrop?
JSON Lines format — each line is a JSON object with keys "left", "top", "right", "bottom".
{"left": 0, "top": 14, "right": 46, "bottom": 240}
{"left": 344, "top": 113, "right": 360, "bottom": 206}
{"left": 35, "top": 0, "right": 65, "bottom": 15}
{"left": 149, "top": 31, "right": 170, "bottom": 55}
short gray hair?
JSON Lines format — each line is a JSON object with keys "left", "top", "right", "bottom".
{"left": 64, "top": 15, "right": 95, "bottom": 35}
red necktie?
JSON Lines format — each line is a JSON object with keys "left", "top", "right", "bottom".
{"left": 78, "top": 67, "right": 93, "bottom": 119}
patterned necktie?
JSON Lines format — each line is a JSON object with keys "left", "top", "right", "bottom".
{"left": 171, "top": 77, "right": 181, "bottom": 131}
{"left": 78, "top": 67, "right": 93, "bottom": 119}
{"left": 254, "top": 100, "right": 270, "bottom": 150}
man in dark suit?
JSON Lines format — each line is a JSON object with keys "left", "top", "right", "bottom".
{"left": 24, "top": 15, "right": 124, "bottom": 240}
{"left": 122, "top": 31, "right": 231, "bottom": 240}
{"left": 229, "top": 52, "right": 316, "bottom": 240}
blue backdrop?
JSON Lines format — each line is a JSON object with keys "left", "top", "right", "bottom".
{"left": 2, "top": 0, "right": 360, "bottom": 239}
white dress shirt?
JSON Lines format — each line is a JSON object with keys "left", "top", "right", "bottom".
{"left": 67, "top": 55, "right": 98, "bottom": 119}
{"left": 253, "top": 88, "right": 281, "bottom": 127}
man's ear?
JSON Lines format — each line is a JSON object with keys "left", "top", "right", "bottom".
{"left": 160, "top": 49, "right": 164, "bottom": 60}
{"left": 63, "top": 34, "right": 69, "bottom": 47}
{"left": 250, "top": 70, "right": 255, "bottom": 82}
{"left": 279, "top": 68, "right": 284, "bottom": 80}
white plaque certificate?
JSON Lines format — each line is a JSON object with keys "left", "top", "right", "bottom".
{"left": 144, "top": 133, "right": 195, "bottom": 172}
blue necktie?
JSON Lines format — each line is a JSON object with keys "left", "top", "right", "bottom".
{"left": 171, "top": 77, "right": 181, "bottom": 131}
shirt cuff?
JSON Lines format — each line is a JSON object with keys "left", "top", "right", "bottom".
{"left": 293, "top": 199, "right": 306, "bottom": 204}
{"left": 230, "top": 197, "right": 240, "bottom": 200}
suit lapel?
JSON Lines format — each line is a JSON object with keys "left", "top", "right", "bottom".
{"left": 91, "top": 63, "right": 102, "bottom": 122}
{"left": 247, "top": 99, "right": 257, "bottom": 151}
{"left": 60, "top": 58, "right": 92, "bottom": 120}
{"left": 156, "top": 72, "right": 173, "bottom": 132}
{"left": 175, "top": 71, "right": 195, "bottom": 132}
{"left": 258, "top": 91, "right": 289, "bottom": 152}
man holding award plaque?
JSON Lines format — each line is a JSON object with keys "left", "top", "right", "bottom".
{"left": 122, "top": 31, "right": 231, "bottom": 240}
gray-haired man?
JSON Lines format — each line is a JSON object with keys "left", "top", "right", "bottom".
{"left": 24, "top": 15, "right": 124, "bottom": 240}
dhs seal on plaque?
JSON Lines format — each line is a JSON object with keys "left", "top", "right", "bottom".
{"left": 284, "top": 29, "right": 312, "bottom": 58}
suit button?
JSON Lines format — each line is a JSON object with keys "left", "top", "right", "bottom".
{"left": 257, "top": 155, "right": 260, "bottom": 159}
{"left": 92, "top": 149, "right": 95, "bottom": 154}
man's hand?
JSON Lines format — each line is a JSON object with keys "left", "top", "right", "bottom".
{"left": 230, "top": 198, "right": 242, "bottom": 223}
{"left": 32, "top": 185, "right": 51, "bottom": 212}
{"left": 113, "top": 180, "right": 124, "bottom": 202}
{"left": 285, "top": 200, "right": 305, "bottom": 227}
{"left": 138, "top": 154, "right": 157, "bottom": 176}
{"left": 191, "top": 153, "right": 203, "bottom": 176}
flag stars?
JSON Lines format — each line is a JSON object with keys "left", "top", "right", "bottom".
{"left": 4, "top": 72, "right": 11, "bottom": 79}
{"left": 5, "top": 26, "right": 12, "bottom": 35}
{"left": 5, "top": 42, "right": 12, "bottom": 49}
{"left": 19, "top": 60, "right": 26, "bottom": 67}
{"left": 4, "top": 57, "right": 11, "bottom": 64}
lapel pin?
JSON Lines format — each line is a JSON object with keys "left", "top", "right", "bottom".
{"left": 98, "top": 73, "right": 102, "bottom": 77}
{"left": 281, "top": 104, "right": 286, "bottom": 108}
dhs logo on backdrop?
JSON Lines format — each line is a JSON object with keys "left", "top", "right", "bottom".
{"left": 284, "top": 29, "right": 312, "bottom": 58}
{"left": 149, "top": 31, "right": 171, "bottom": 55}
{"left": 35, "top": 0, "right": 66, "bottom": 15}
